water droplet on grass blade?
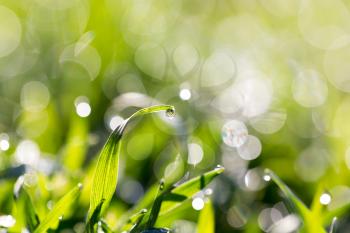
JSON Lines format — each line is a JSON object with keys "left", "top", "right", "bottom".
{"left": 140, "top": 209, "right": 148, "bottom": 214}
{"left": 320, "top": 192, "right": 332, "bottom": 205}
{"left": 263, "top": 174, "right": 271, "bottom": 182}
{"left": 58, "top": 215, "right": 63, "bottom": 221}
{"left": 159, "top": 179, "right": 165, "bottom": 191}
{"left": 237, "top": 135, "right": 262, "bottom": 160}
{"left": 165, "top": 107, "right": 175, "bottom": 119}
{"left": 192, "top": 197, "right": 205, "bottom": 211}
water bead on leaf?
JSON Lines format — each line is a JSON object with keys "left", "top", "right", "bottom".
{"left": 222, "top": 120, "right": 248, "bottom": 148}
{"left": 165, "top": 107, "right": 176, "bottom": 118}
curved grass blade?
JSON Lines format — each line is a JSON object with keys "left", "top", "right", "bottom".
{"left": 87, "top": 105, "right": 175, "bottom": 227}
{"left": 34, "top": 183, "right": 83, "bottom": 233}
{"left": 133, "top": 166, "right": 224, "bottom": 231}
{"left": 265, "top": 169, "right": 327, "bottom": 233}
{"left": 329, "top": 217, "right": 337, "bottom": 233}
{"left": 265, "top": 169, "right": 309, "bottom": 216}
{"left": 197, "top": 200, "right": 215, "bottom": 233}
{"left": 322, "top": 203, "right": 349, "bottom": 226}
{"left": 15, "top": 188, "right": 40, "bottom": 231}
{"left": 159, "top": 165, "right": 224, "bottom": 216}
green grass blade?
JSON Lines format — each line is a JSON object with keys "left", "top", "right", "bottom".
{"left": 87, "top": 105, "right": 175, "bottom": 226}
{"left": 13, "top": 177, "right": 39, "bottom": 232}
{"left": 159, "top": 166, "right": 224, "bottom": 216}
{"left": 329, "top": 217, "right": 337, "bottom": 233}
{"left": 265, "top": 169, "right": 327, "bottom": 233}
{"left": 17, "top": 189, "right": 40, "bottom": 231}
{"left": 197, "top": 200, "right": 215, "bottom": 233}
{"left": 131, "top": 166, "right": 224, "bottom": 231}
{"left": 265, "top": 169, "right": 309, "bottom": 216}
{"left": 34, "top": 183, "right": 83, "bottom": 233}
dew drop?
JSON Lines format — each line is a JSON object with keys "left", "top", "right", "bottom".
{"left": 215, "top": 164, "right": 224, "bottom": 170}
{"left": 77, "top": 183, "right": 83, "bottom": 190}
{"left": 159, "top": 179, "right": 165, "bottom": 191}
{"left": 58, "top": 215, "right": 63, "bottom": 221}
{"left": 263, "top": 174, "right": 271, "bottom": 182}
{"left": 192, "top": 197, "right": 205, "bottom": 211}
{"left": 140, "top": 209, "right": 148, "bottom": 214}
{"left": 320, "top": 192, "right": 332, "bottom": 205}
{"left": 165, "top": 107, "right": 175, "bottom": 119}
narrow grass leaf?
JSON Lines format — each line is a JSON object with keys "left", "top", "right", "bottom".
{"left": 159, "top": 166, "right": 224, "bottom": 216}
{"left": 34, "top": 183, "right": 82, "bottom": 233}
{"left": 265, "top": 169, "right": 309, "bottom": 216}
{"left": 87, "top": 105, "right": 175, "bottom": 226}
{"left": 197, "top": 200, "right": 215, "bottom": 233}
{"left": 16, "top": 188, "right": 40, "bottom": 231}
{"left": 265, "top": 169, "right": 327, "bottom": 233}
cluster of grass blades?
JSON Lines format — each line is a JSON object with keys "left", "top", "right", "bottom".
{"left": 265, "top": 169, "right": 339, "bottom": 233}
{"left": 8, "top": 105, "right": 222, "bottom": 233}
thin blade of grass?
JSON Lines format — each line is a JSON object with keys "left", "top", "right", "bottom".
{"left": 87, "top": 105, "right": 175, "bottom": 227}
{"left": 265, "top": 169, "right": 327, "bottom": 233}
{"left": 197, "top": 200, "right": 215, "bottom": 233}
{"left": 265, "top": 169, "right": 309, "bottom": 216}
{"left": 34, "top": 183, "right": 83, "bottom": 233}
{"left": 159, "top": 166, "right": 224, "bottom": 216}
{"left": 329, "top": 217, "right": 337, "bottom": 233}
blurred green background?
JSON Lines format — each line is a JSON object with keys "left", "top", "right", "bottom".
{"left": 2, "top": 0, "right": 350, "bottom": 232}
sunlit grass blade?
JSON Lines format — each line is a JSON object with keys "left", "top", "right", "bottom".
{"left": 159, "top": 165, "right": 224, "bottom": 216}
{"left": 12, "top": 176, "right": 39, "bottom": 232}
{"left": 265, "top": 169, "right": 309, "bottom": 216}
{"left": 15, "top": 188, "right": 40, "bottom": 231}
{"left": 154, "top": 198, "right": 192, "bottom": 228}
{"left": 34, "top": 183, "right": 83, "bottom": 233}
{"left": 130, "top": 166, "right": 224, "bottom": 232}
{"left": 87, "top": 105, "right": 175, "bottom": 227}
{"left": 197, "top": 200, "right": 215, "bottom": 233}
{"left": 329, "top": 217, "right": 337, "bottom": 233}
{"left": 115, "top": 185, "right": 158, "bottom": 231}
{"left": 265, "top": 169, "right": 327, "bottom": 233}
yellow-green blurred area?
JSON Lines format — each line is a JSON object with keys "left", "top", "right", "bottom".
{"left": 2, "top": 0, "right": 350, "bottom": 232}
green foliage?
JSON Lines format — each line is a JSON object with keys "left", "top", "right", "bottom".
{"left": 266, "top": 169, "right": 340, "bottom": 233}
{"left": 197, "top": 200, "right": 215, "bottom": 233}
{"left": 34, "top": 183, "right": 83, "bottom": 233}
{"left": 86, "top": 105, "right": 175, "bottom": 230}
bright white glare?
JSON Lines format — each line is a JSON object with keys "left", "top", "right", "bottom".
{"left": 222, "top": 120, "right": 248, "bottom": 148}
{"left": 192, "top": 197, "right": 205, "bottom": 211}
{"left": 237, "top": 135, "right": 262, "bottom": 160}
{"left": 109, "top": 115, "right": 124, "bottom": 130}
{"left": 263, "top": 174, "right": 271, "bottom": 181}
{"left": 187, "top": 143, "right": 203, "bottom": 165}
{"left": 75, "top": 98, "right": 91, "bottom": 118}
{"left": 236, "top": 77, "right": 273, "bottom": 118}
{"left": 204, "top": 188, "right": 213, "bottom": 196}
{"left": 15, "top": 140, "right": 40, "bottom": 167}
{"left": 320, "top": 193, "right": 332, "bottom": 205}
{"left": 0, "top": 215, "right": 16, "bottom": 228}
{"left": 179, "top": 88, "right": 191, "bottom": 100}
{"left": 0, "top": 134, "right": 10, "bottom": 151}
{"left": 244, "top": 169, "right": 264, "bottom": 191}
{"left": 269, "top": 214, "right": 300, "bottom": 233}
